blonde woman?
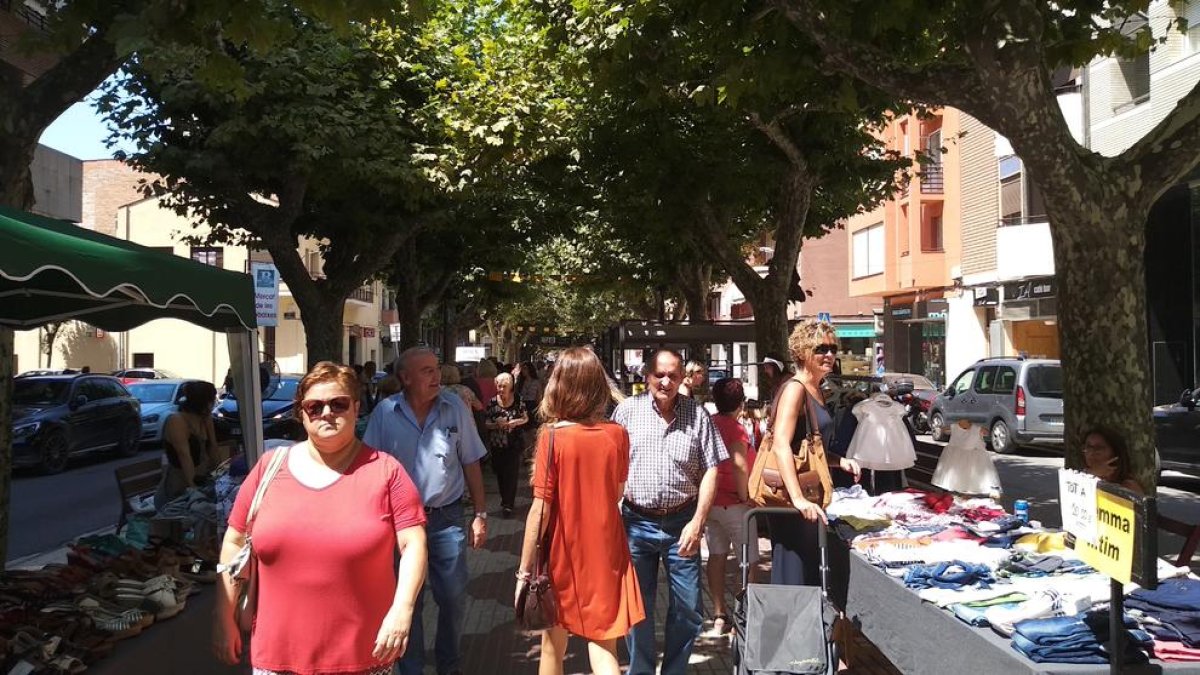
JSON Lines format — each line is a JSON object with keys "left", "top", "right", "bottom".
{"left": 517, "top": 347, "right": 644, "bottom": 675}
{"left": 485, "top": 372, "right": 528, "bottom": 517}
{"left": 766, "top": 320, "right": 861, "bottom": 586}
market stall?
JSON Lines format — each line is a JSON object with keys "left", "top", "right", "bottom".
{"left": 0, "top": 204, "right": 266, "bottom": 558}
{"left": 825, "top": 485, "right": 1200, "bottom": 674}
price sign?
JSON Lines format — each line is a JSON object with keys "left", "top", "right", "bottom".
{"left": 1059, "top": 469, "right": 1099, "bottom": 544}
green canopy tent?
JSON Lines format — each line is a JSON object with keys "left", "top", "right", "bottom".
{"left": 0, "top": 205, "right": 266, "bottom": 565}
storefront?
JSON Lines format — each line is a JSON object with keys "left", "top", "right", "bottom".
{"left": 1000, "top": 276, "right": 1060, "bottom": 360}
{"left": 882, "top": 297, "right": 948, "bottom": 387}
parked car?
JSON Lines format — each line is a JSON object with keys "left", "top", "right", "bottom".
{"left": 1153, "top": 391, "right": 1200, "bottom": 477}
{"left": 16, "top": 369, "right": 71, "bottom": 378}
{"left": 11, "top": 374, "right": 142, "bottom": 473}
{"left": 126, "top": 379, "right": 203, "bottom": 445}
{"left": 112, "top": 368, "right": 179, "bottom": 385}
{"left": 929, "top": 357, "right": 1064, "bottom": 453}
{"left": 212, "top": 375, "right": 305, "bottom": 442}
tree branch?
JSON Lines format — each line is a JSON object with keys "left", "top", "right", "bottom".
{"left": 695, "top": 200, "right": 769, "bottom": 304}
{"left": 1125, "top": 77, "right": 1200, "bottom": 206}
{"left": 16, "top": 31, "right": 122, "bottom": 135}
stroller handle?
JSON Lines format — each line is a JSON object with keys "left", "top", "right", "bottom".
{"left": 739, "top": 506, "right": 831, "bottom": 592}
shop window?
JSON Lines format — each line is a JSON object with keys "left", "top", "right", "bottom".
{"left": 132, "top": 353, "right": 154, "bottom": 368}
{"left": 852, "top": 223, "right": 885, "bottom": 278}
{"left": 190, "top": 246, "right": 224, "bottom": 268}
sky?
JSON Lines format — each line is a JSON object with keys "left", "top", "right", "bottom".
{"left": 38, "top": 86, "right": 139, "bottom": 161}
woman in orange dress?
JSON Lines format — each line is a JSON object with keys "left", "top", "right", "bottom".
{"left": 516, "top": 347, "right": 645, "bottom": 675}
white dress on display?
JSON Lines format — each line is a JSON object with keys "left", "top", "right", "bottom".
{"left": 845, "top": 394, "right": 917, "bottom": 470}
{"left": 932, "top": 422, "right": 1002, "bottom": 495}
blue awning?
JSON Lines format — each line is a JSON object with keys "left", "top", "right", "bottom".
{"left": 836, "top": 324, "right": 876, "bottom": 339}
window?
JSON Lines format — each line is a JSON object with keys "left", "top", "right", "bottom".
{"left": 132, "top": 353, "right": 154, "bottom": 368}
{"left": 190, "top": 246, "right": 224, "bottom": 268}
{"left": 96, "top": 380, "right": 128, "bottom": 399}
{"left": 1025, "top": 364, "right": 1063, "bottom": 398}
{"left": 852, "top": 223, "right": 885, "bottom": 278}
{"left": 922, "top": 203, "right": 944, "bottom": 252}
{"left": 950, "top": 369, "right": 975, "bottom": 395}
{"left": 973, "top": 366, "right": 998, "bottom": 394}
{"left": 1111, "top": 53, "right": 1150, "bottom": 113}
{"left": 998, "top": 155, "right": 1047, "bottom": 226}
{"left": 993, "top": 366, "right": 1017, "bottom": 394}
{"left": 899, "top": 204, "right": 910, "bottom": 256}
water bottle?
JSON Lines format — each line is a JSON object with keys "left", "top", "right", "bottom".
{"left": 1014, "top": 499, "right": 1030, "bottom": 524}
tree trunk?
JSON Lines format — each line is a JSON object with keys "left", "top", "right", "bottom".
{"left": 0, "top": 134, "right": 36, "bottom": 210}
{"left": 298, "top": 296, "right": 346, "bottom": 368}
{"left": 440, "top": 299, "right": 456, "bottom": 364}
{"left": 0, "top": 327, "right": 14, "bottom": 567}
{"left": 743, "top": 284, "right": 791, "bottom": 366}
{"left": 1047, "top": 199, "right": 1156, "bottom": 491}
{"left": 397, "top": 291, "right": 424, "bottom": 352}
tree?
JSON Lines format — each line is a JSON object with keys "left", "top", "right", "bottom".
{"left": 774, "top": 0, "right": 1197, "bottom": 489}
{"left": 0, "top": 0, "right": 396, "bottom": 209}
{"left": 102, "top": 11, "right": 442, "bottom": 365}
{"left": 556, "top": 0, "right": 907, "bottom": 357}
{"left": 39, "top": 321, "right": 66, "bottom": 368}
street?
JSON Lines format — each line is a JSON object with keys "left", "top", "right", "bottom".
{"left": 7, "top": 446, "right": 163, "bottom": 562}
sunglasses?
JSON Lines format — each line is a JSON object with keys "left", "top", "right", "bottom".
{"left": 812, "top": 344, "right": 838, "bottom": 356}
{"left": 300, "top": 396, "right": 353, "bottom": 418}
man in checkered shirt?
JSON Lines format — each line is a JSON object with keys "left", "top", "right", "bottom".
{"left": 613, "top": 349, "right": 727, "bottom": 675}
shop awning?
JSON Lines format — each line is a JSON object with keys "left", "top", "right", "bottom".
{"left": 0, "top": 206, "right": 256, "bottom": 331}
{"left": 836, "top": 324, "right": 876, "bottom": 339}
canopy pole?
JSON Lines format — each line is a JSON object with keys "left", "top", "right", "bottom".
{"left": 226, "top": 330, "right": 264, "bottom": 468}
{"left": 0, "top": 327, "right": 13, "bottom": 569}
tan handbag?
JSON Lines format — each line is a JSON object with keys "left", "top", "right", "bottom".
{"left": 515, "top": 428, "right": 559, "bottom": 630}
{"left": 748, "top": 380, "right": 834, "bottom": 509}
{"left": 219, "top": 446, "right": 289, "bottom": 633}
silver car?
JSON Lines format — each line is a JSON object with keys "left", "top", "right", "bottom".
{"left": 930, "top": 358, "right": 1064, "bottom": 453}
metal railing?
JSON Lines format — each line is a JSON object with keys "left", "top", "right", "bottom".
{"left": 1, "top": 0, "right": 50, "bottom": 31}
{"left": 349, "top": 285, "right": 375, "bottom": 304}
{"left": 920, "top": 164, "right": 944, "bottom": 194}
{"left": 997, "top": 214, "right": 1050, "bottom": 228}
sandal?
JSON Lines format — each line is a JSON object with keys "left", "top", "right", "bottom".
{"left": 712, "top": 614, "right": 731, "bottom": 635}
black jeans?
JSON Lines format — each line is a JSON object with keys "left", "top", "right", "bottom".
{"left": 491, "top": 444, "right": 524, "bottom": 510}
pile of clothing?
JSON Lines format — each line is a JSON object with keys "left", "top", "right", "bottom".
{"left": 828, "top": 486, "right": 1197, "bottom": 666}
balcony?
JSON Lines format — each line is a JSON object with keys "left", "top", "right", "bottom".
{"left": 0, "top": 0, "right": 49, "bottom": 31}
{"left": 920, "top": 164, "right": 944, "bottom": 194}
{"left": 348, "top": 285, "right": 375, "bottom": 304}
{"left": 997, "top": 218, "right": 1055, "bottom": 280}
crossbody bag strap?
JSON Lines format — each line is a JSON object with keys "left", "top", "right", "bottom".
{"left": 245, "top": 445, "right": 290, "bottom": 537}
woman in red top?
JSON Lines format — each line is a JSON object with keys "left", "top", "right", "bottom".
{"left": 516, "top": 347, "right": 645, "bottom": 675}
{"left": 704, "top": 378, "right": 757, "bottom": 634}
{"left": 213, "top": 362, "right": 428, "bottom": 675}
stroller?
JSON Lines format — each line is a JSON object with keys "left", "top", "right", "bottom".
{"left": 732, "top": 508, "right": 839, "bottom": 675}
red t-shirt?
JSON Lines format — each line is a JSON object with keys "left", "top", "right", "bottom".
{"left": 229, "top": 445, "right": 426, "bottom": 674}
{"left": 712, "top": 414, "right": 754, "bottom": 507}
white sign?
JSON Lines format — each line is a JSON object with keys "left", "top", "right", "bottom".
{"left": 1059, "top": 469, "right": 1099, "bottom": 544}
{"left": 250, "top": 262, "right": 279, "bottom": 327}
{"left": 389, "top": 323, "right": 403, "bottom": 342}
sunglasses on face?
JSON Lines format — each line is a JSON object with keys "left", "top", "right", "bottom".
{"left": 812, "top": 344, "right": 838, "bottom": 356}
{"left": 300, "top": 396, "right": 353, "bottom": 418}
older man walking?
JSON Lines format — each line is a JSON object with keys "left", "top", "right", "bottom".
{"left": 612, "top": 349, "right": 727, "bottom": 675}
{"left": 364, "top": 347, "right": 489, "bottom": 675}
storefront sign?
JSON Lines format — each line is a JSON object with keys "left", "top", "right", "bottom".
{"left": 362, "top": 327, "right": 376, "bottom": 338}
{"left": 388, "top": 323, "right": 402, "bottom": 342}
{"left": 250, "top": 262, "right": 279, "bottom": 327}
{"left": 972, "top": 287, "right": 1000, "bottom": 307}
{"left": 1058, "top": 469, "right": 1099, "bottom": 545}
{"left": 1075, "top": 488, "right": 1137, "bottom": 584}
{"left": 1004, "top": 277, "right": 1056, "bottom": 301}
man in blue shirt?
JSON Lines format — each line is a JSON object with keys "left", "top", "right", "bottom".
{"left": 365, "top": 347, "right": 489, "bottom": 675}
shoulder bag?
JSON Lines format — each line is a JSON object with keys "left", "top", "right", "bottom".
{"left": 218, "top": 445, "right": 289, "bottom": 633}
{"left": 748, "top": 379, "right": 835, "bottom": 509}
{"left": 515, "top": 427, "right": 559, "bottom": 631}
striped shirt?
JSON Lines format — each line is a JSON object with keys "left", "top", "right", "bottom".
{"left": 612, "top": 393, "right": 728, "bottom": 509}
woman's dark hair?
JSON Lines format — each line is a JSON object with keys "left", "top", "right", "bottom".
{"left": 178, "top": 381, "right": 217, "bottom": 414}
{"left": 712, "top": 378, "right": 745, "bottom": 415}
{"left": 1083, "top": 425, "right": 1132, "bottom": 482}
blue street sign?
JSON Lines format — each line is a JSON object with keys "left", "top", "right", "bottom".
{"left": 817, "top": 312, "right": 832, "bottom": 323}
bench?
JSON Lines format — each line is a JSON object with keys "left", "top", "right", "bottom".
{"left": 1158, "top": 513, "right": 1200, "bottom": 567}
{"left": 114, "top": 458, "right": 163, "bottom": 532}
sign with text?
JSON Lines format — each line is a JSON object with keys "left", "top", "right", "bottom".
{"left": 1076, "top": 489, "right": 1137, "bottom": 585}
{"left": 250, "top": 262, "right": 279, "bottom": 327}
{"left": 1059, "top": 469, "right": 1099, "bottom": 544}
{"left": 389, "top": 323, "right": 402, "bottom": 342}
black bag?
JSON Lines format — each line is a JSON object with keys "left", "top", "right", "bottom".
{"left": 514, "top": 428, "right": 558, "bottom": 630}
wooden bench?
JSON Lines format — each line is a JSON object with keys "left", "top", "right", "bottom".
{"left": 114, "top": 458, "right": 163, "bottom": 532}
{"left": 1158, "top": 513, "right": 1200, "bottom": 567}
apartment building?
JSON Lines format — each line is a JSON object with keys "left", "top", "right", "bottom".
{"left": 1086, "top": 0, "right": 1200, "bottom": 404}
{"left": 846, "top": 108, "right": 963, "bottom": 387}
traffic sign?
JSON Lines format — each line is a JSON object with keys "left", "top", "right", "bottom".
{"left": 817, "top": 312, "right": 832, "bottom": 323}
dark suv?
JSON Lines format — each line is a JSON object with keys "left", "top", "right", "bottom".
{"left": 12, "top": 375, "right": 142, "bottom": 473}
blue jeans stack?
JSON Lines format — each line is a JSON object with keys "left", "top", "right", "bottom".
{"left": 1126, "top": 577, "right": 1200, "bottom": 648}
{"left": 1010, "top": 611, "right": 1153, "bottom": 665}
{"left": 902, "top": 560, "right": 994, "bottom": 590}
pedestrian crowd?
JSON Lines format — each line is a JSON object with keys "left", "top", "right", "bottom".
{"left": 212, "top": 320, "right": 866, "bottom": 675}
